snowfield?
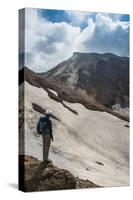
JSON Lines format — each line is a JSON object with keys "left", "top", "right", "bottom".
{"left": 19, "top": 81, "right": 129, "bottom": 187}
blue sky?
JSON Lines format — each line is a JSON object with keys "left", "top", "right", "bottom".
{"left": 38, "top": 9, "right": 129, "bottom": 28}
{"left": 38, "top": 9, "right": 71, "bottom": 23}
{"left": 24, "top": 8, "right": 129, "bottom": 72}
{"left": 38, "top": 9, "right": 129, "bottom": 22}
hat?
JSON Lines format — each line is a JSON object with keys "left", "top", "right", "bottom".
{"left": 45, "top": 109, "right": 52, "bottom": 115}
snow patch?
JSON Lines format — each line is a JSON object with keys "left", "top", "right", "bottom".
{"left": 48, "top": 88, "right": 58, "bottom": 96}
{"left": 112, "top": 103, "right": 129, "bottom": 117}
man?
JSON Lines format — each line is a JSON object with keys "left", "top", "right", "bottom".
{"left": 37, "top": 110, "right": 54, "bottom": 161}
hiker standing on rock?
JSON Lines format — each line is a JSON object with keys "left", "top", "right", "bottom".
{"left": 37, "top": 110, "right": 54, "bottom": 161}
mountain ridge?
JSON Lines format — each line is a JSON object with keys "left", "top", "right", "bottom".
{"left": 19, "top": 66, "right": 129, "bottom": 122}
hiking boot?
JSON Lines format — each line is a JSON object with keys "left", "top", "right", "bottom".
{"left": 43, "top": 159, "right": 52, "bottom": 164}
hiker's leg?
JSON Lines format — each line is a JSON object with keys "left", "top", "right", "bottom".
{"left": 42, "top": 135, "right": 51, "bottom": 161}
{"left": 45, "top": 135, "right": 51, "bottom": 160}
{"left": 42, "top": 135, "right": 47, "bottom": 161}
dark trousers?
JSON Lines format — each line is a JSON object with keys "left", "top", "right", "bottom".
{"left": 42, "top": 134, "right": 51, "bottom": 161}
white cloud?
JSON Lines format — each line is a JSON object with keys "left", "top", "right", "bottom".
{"left": 24, "top": 9, "right": 129, "bottom": 72}
{"left": 25, "top": 8, "right": 80, "bottom": 72}
{"left": 65, "top": 10, "right": 92, "bottom": 25}
{"left": 78, "top": 13, "right": 129, "bottom": 56}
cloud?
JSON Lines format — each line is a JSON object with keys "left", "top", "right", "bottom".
{"left": 78, "top": 13, "right": 129, "bottom": 56}
{"left": 65, "top": 10, "right": 93, "bottom": 26}
{"left": 25, "top": 8, "right": 80, "bottom": 72}
{"left": 24, "top": 8, "right": 129, "bottom": 72}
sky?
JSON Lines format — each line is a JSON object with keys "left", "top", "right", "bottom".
{"left": 23, "top": 8, "right": 129, "bottom": 72}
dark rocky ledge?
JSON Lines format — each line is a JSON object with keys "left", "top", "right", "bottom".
{"left": 19, "top": 155, "right": 100, "bottom": 192}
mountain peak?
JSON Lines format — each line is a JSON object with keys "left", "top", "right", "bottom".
{"left": 72, "top": 52, "right": 121, "bottom": 57}
{"left": 72, "top": 52, "right": 98, "bottom": 56}
{"left": 45, "top": 52, "right": 129, "bottom": 112}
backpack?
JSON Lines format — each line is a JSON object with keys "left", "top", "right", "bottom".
{"left": 37, "top": 115, "right": 49, "bottom": 135}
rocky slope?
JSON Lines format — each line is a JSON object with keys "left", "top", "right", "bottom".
{"left": 19, "top": 155, "right": 99, "bottom": 192}
{"left": 45, "top": 52, "right": 129, "bottom": 116}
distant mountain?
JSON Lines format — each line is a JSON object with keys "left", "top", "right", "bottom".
{"left": 45, "top": 52, "right": 129, "bottom": 111}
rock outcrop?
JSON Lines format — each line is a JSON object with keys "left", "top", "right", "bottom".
{"left": 19, "top": 155, "right": 99, "bottom": 192}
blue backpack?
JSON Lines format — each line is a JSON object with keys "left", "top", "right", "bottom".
{"left": 37, "top": 115, "right": 49, "bottom": 135}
